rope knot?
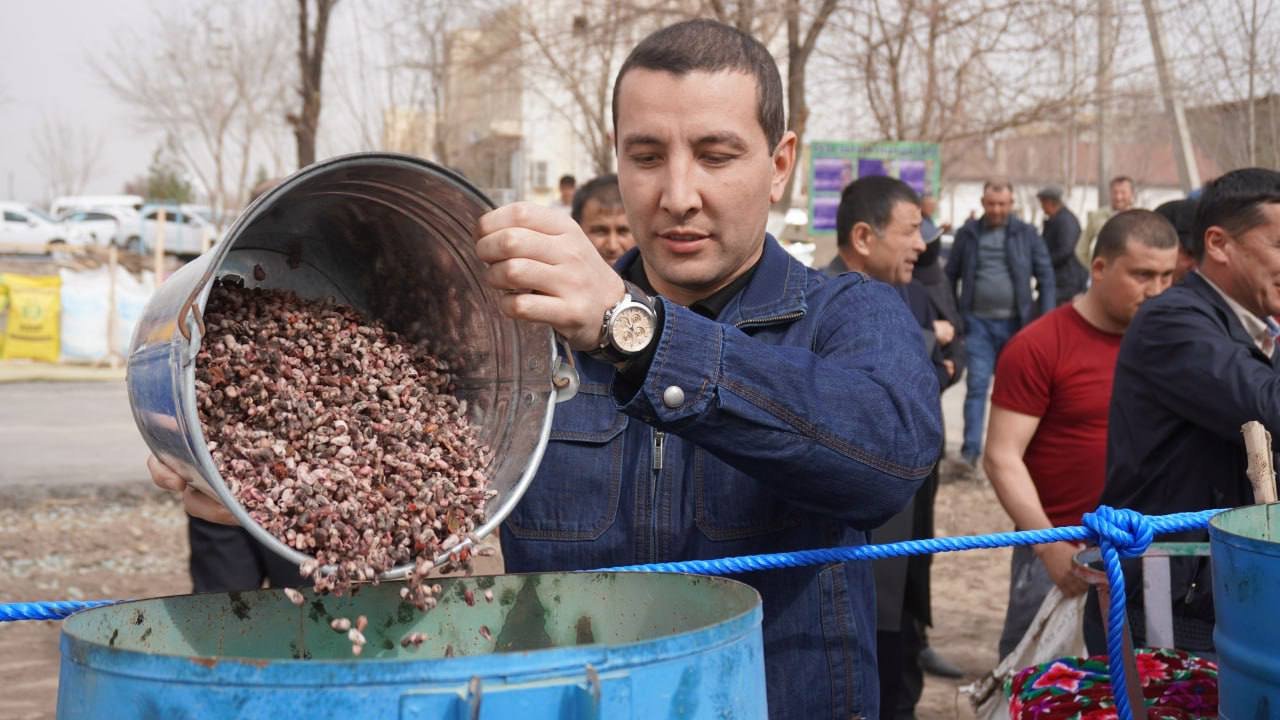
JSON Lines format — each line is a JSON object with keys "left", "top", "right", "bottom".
{"left": 1082, "top": 506, "right": 1154, "bottom": 558}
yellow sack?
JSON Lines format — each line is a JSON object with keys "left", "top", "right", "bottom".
{"left": 1, "top": 273, "right": 61, "bottom": 363}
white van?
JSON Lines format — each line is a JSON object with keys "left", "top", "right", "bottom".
{"left": 50, "top": 195, "right": 144, "bottom": 220}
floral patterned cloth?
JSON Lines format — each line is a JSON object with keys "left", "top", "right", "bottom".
{"left": 1008, "top": 648, "right": 1217, "bottom": 719}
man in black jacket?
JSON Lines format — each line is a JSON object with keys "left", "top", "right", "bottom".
{"left": 1037, "top": 186, "right": 1087, "bottom": 304}
{"left": 1087, "top": 167, "right": 1280, "bottom": 655}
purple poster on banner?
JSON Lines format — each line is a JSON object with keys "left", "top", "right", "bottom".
{"left": 813, "top": 158, "right": 853, "bottom": 193}
{"left": 898, "top": 160, "right": 927, "bottom": 195}
{"left": 857, "top": 158, "right": 888, "bottom": 178}
{"left": 812, "top": 196, "right": 840, "bottom": 233}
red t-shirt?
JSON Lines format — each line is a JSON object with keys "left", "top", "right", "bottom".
{"left": 991, "top": 303, "right": 1123, "bottom": 527}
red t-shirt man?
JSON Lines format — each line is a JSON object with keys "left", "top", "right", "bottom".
{"left": 991, "top": 303, "right": 1123, "bottom": 527}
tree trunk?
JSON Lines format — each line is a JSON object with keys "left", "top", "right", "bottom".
{"left": 290, "top": 0, "right": 338, "bottom": 169}
{"left": 777, "top": 0, "right": 837, "bottom": 213}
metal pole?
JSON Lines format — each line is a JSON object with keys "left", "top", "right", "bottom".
{"left": 154, "top": 209, "right": 166, "bottom": 283}
{"left": 1141, "top": 0, "right": 1200, "bottom": 191}
{"left": 1096, "top": 0, "right": 1113, "bottom": 204}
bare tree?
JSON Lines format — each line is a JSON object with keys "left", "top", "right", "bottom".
{"left": 778, "top": 0, "right": 839, "bottom": 210}
{"left": 287, "top": 0, "right": 340, "bottom": 169}
{"left": 28, "top": 117, "right": 105, "bottom": 199}
{"left": 98, "top": 1, "right": 289, "bottom": 217}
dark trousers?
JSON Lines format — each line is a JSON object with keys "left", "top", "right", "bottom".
{"left": 188, "top": 516, "right": 304, "bottom": 593}
{"left": 878, "top": 612, "right": 926, "bottom": 720}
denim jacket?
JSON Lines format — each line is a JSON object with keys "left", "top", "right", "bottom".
{"left": 501, "top": 236, "right": 943, "bottom": 720}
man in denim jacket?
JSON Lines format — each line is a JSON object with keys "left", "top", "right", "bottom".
{"left": 151, "top": 19, "right": 942, "bottom": 720}
{"left": 477, "top": 20, "right": 942, "bottom": 719}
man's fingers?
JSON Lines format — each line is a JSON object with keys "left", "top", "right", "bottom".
{"left": 476, "top": 202, "right": 575, "bottom": 240}
{"left": 147, "top": 454, "right": 187, "bottom": 493}
{"left": 496, "top": 292, "right": 568, "bottom": 326}
{"left": 484, "top": 258, "right": 561, "bottom": 294}
{"left": 183, "top": 486, "right": 240, "bottom": 526}
{"left": 475, "top": 226, "right": 569, "bottom": 266}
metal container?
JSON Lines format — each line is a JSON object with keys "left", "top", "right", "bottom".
{"left": 126, "top": 153, "right": 576, "bottom": 578}
{"left": 1209, "top": 502, "right": 1280, "bottom": 719}
{"left": 57, "top": 572, "right": 767, "bottom": 719}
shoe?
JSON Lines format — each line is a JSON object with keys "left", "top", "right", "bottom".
{"left": 919, "top": 646, "right": 964, "bottom": 679}
{"left": 960, "top": 452, "right": 979, "bottom": 468}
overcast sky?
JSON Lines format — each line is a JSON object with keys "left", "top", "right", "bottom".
{"left": 2, "top": 0, "right": 169, "bottom": 204}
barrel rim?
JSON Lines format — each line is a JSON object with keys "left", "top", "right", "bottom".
{"left": 59, "top": 573, "right": 764, "bottom": 685}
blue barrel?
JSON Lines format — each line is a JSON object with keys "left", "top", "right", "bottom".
{"left": 1209, "top": 503, "right": 1280, "bottom": 719}
{"left": 57, "top": 572, "right": 765, "bottom": 719}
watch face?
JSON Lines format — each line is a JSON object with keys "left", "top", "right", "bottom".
{"left": 612, "top": 305, "right": 655, "bottom": 353}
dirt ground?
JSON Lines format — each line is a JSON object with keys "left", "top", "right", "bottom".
{"left": 0, "top": 468, "right": 1011, "bottom": 720}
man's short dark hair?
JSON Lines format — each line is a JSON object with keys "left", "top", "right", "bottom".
{"left": 558, "top": 174, "right": 576, "bottom": 189}
{"left": 571, "top": 174, "right": 623, "bottom": 224}
{"left": 836, "top": 176, "right": 921, "bottom": 249}
{"left": 1110, "top": 175, "right": 1136, "bottom": 190}
{"left": 1189, "top": 167, "right": 1280, "bottom": 262}
{"left": 1154, "top": 198, "right": 1199, "bottom": 255}
{"left": 1093, "top": 209, "right": 1178, "bottom": 261}
{"left": 611, "top": 19, "right": 785, "bottom": 151}
{"left": 983, "top": 178, "right": 1013, "bottom": 194}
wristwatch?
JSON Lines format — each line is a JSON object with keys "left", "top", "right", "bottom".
{"left": 587, "top": 281, "right": 659, "bottom": 365}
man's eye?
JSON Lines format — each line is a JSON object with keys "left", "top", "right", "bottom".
{"left": 631, "top": 154, "right": 660, "bottom": 166}
{"left": 703, "top": 154, "right": 733, "bottom": 166}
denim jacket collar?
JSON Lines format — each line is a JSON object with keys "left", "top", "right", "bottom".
{"left": 615, "top": 234, "right": 808, "bottom": 329}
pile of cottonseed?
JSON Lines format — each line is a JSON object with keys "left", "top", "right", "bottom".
{"left": 195, "top": 278, "right": 495, "bottom": 617}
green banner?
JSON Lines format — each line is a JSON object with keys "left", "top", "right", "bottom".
{"left": 808, "top": 141, "right": 941, "bottom": 234}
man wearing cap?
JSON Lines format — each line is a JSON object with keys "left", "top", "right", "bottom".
{"left": 1038, "top": 187, "right": 1086, "bottom": 305}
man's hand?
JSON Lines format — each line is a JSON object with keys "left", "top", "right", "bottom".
{"left": 942, "top": 359, "right": 956, "bottom": 379}
{"left": 933, "top": 319, "right": 956, "bottom": 346}
{"left": 1036, "top": 541, "right": 1089, "bottom": 597}
{"left": 476, "top": 202, "right": 627, "bottom": 351}
{"left": 148, "top": 455, "right": 239, "bottom": 525}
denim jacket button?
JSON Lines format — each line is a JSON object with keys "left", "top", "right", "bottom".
{"left": 662, "top": 385, "right": 685, "bottom": 408}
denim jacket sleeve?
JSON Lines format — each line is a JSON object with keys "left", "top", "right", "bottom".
{"left": 613, "top": 276, "right": 943, "bottom": 529}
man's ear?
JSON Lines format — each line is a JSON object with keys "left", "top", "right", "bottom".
{"left": 1202, "top": 226, "right": 1230, "bottom": 264}
{"left": 850, "top": 222, "right": 875, "bottom": 257}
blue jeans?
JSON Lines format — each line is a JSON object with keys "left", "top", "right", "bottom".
{"left": 961, "top": 314, "right": 1019, "bottom": 459}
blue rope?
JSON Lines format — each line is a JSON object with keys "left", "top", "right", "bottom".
{"left": 0, "top": 505, "right": 1225, "bottom": 720}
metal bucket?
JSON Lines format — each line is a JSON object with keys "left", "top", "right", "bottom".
{"left": 56, "top": 572, "right": 767, "bottom": 719}
{"left": 126, "top": 153, "right": 576, "bottom": 577}
{"left": 1209, "top": 502, "right": 1280, "bottom": 719}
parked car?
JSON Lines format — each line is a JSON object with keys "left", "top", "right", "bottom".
{"left": 118, "top": 204, "right": 219, "bottom": 256}
{"left": 50, "top": 194, "right": 143, "bottom": 220}
{"left": 61, "top": 208, "right": 137, "bottom": 247}
{"left": 0, "top": 202, "right": 65, "bottom": 253}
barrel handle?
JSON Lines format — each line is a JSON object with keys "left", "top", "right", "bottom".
{"left": 176, "top": 261, "right": 219, "bottom": 343}
{"left": 460, "top": 665, "right": 602, "bottom": 720}
{"left": 552, "top": 334, "right": 580, "bottom": 403}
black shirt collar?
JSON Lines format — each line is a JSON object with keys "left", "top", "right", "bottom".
{"left": 623, "top": 254, "right": 763, "bottom": 320}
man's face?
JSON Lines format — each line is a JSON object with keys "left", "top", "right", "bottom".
{"left": 921, "top": 195, "right": 938, "bottom": 218}
{"left": 982, "top": 188, "right": 1013, "bottom": 227}
{"left": 857, "top": 201, "right": 925, "bottom": 285}
{"left": 579, "top": 198, "right": 634, "bottom": 265}
{"left": 615, "top": 68, "right": 794, "bottom": 304}
{"left": 1110, "top": 181, "right": 1135, "bottom": 211}
{"left": 1038, "top": 198, "right": 1059, "bottom": 218}
{"left": 1092, "top": 241, "right": 1178, "bottom": 327}
{"left": 559, "top": 184, "right": 575, "bottom": 204}
{"left": 1213, "top": 204, "right": 1280, "bottom": 316}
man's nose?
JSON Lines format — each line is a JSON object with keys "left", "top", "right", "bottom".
{"left": 659, "top": 157, "right": 702, "bottom": 222}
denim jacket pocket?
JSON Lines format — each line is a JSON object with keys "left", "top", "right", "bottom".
{"left": 693, "top": 447, "right": 798, "bottom": 541}
{"left": 504, "top": 384, "right": 627, "bottom": 541}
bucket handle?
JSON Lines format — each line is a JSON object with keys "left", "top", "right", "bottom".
{"left": 176, "top": 260, "right": 219, "bottom": 343}
{"left": 552, "top": 334, "right": 580, "bottom": 403}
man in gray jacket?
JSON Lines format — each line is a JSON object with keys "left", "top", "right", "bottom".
{"left": 946, "top": 179, "right": 1054, "bottom": 466}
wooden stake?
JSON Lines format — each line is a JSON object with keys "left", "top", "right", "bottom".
{"left": 153, "top": 209, "right": 166, "bottom": 283}
{"left": 1242, "top": 421, "right": 1277, "bottom": 503}
{"left": 107, "top": 243, "right": 120, "bottom": 370}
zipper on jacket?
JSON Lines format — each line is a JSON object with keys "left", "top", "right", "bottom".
{"left": 650, "top": 429, "right": 665, "bottom": 561}
{"left": 734, "top": 311, "right": 804, "bottom": 331}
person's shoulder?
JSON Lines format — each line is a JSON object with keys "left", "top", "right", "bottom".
{"left": 1126, "top": 277, "right": 1226, "bottom": 341}
{"left": 1007, "top": 304, "right": 1069, "bottom": 352}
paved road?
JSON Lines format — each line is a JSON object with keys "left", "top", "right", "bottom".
{"left": 0, "top": 381, "right": 150, "bottom": 493}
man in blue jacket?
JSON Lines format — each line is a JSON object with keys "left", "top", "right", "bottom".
{"left": 946, "top": 180, "right": 1054, "bottom": 466}
{"left": 151, "top": 19, "right": 943, "bottom": 720}
{"left": 1086, "top": 167, "right": 1280, "bottom": 655}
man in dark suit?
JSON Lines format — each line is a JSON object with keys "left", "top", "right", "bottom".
{"left": 1037, "top": 186, "right": 1087, "bottom": 304}
{"left": 1087, "top": 167, "right": 1280, "bottom": 655}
